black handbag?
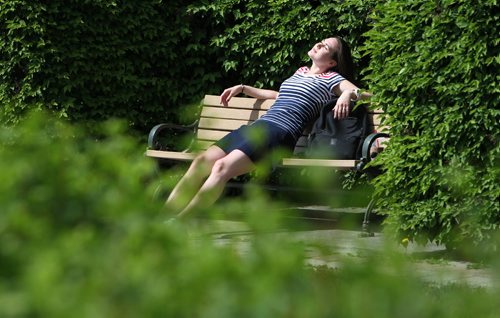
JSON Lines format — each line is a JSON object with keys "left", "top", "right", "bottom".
{"left": 307, "top": 100, "right": 368, "bottom": 160}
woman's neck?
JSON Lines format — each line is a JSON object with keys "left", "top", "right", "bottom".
{"left": 308, "top": 64, "right": 329, "bottom": 74}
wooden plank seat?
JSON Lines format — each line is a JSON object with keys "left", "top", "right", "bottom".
{"left": 146, "top": 94, "right": 390, "bottom": 234}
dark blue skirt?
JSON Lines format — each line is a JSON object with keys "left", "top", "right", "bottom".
{"left": 214, "top": 120, "right": 296, "bottom": 163}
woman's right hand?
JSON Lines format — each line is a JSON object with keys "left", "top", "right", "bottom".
{"left": 220, "top": 84, "right": 244, "bottom": 107}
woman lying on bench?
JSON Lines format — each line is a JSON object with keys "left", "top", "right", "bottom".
{"left": 164, "top": 36, "right": 372, "bottom": 220}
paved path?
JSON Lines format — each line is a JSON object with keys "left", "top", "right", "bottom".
{"left": 190, "top": 219, "right": 497, "bottom": 289}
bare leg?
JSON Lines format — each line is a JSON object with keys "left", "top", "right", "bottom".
{"left": 176, "top": 150, "right": 255, "bottom": 219}
{"left": 164, "top": 146, "right": 226, "bottom": 213}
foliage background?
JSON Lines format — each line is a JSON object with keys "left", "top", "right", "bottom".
{"left": 0, "top": 0, "right": 221, "bottom": 131}
{"left": 0, "top": 0, "right": 498, "bottom": 251}
{"left": 188, "top": 0, "right": 377, "bottom": 88}
{"left": 363, "top": 0, "right": 499, "bottom": 250}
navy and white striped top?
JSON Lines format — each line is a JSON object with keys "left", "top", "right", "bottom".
{"left": 258, "top": 66, "right": 345, "bottom": 140}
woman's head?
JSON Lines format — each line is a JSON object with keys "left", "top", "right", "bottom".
{"left": 308, "top": 37, "right": 355, "bottom": 83}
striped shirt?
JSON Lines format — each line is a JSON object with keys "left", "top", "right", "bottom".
{"left": 258, "top": 66, "right": 345, "bottom": 140}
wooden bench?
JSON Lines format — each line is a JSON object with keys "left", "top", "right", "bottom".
{"left": 146, "top": 95, "right": 390, "bottom": 234}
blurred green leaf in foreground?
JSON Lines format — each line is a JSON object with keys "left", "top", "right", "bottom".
{"left": 0, "top": 111, "right": 498, "bottom": 317}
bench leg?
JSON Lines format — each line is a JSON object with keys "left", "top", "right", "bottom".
{"left": 360, "top": 198, "right": 376, "bottom": 237}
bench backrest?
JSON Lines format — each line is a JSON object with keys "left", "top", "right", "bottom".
{"left": 194, "top": 95, "right": 386, "bottom": 154}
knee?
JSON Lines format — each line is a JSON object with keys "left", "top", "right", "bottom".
{"left": 192, "top": 153, "right": 210, "bottom": 167}
{"left": 189, "top": 153, "right": 215, "bottom": 176}
{"left": 210, "top": 159, "right": 233, "bottom": 182}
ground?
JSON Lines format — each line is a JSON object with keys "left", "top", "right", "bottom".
{"left": 185, "top": 210, "right": 496, "bottom": 289}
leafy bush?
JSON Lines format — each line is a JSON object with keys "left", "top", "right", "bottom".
{"left": 0, "top": 111, "right": 499, "bottom": 317}
{"left": 363, "top": 0, "right": 499, "bottom": 249}
{"left": 189, "top": 0, "right": 378, "bottom": 88}
{"left": 0, "top": 0, "right": 221, "bottom": 131}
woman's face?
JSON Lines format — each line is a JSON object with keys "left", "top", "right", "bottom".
{"left": 308, "top": 37, "right": 338, "bottom": 68}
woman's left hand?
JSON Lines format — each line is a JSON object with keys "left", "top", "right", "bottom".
{"left": 220, "top": 85, "right": 243, "bottom": 107}
{"left": 333, "top": 91, "right": 351, "bottom": 119}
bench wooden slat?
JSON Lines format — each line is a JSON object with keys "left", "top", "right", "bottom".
{"left": 201, "top": 106, "right": 383, "bottom": 126}
{"left": 201, "top": 106, "right": 267, "bottom": 121}
{"left": 196, "top": 129, "right": 309, "bottom": 146}
{"left": 192, "top": 140, "right": 309, "bottom": 151}
{"left": 146, "top": 150, "right": 357, "bottom": 169}
{"left": 198, "top": 118, "right": 255, "bottom": 131}
{"left": 204, "top": 94, "right": 383, "bottom": 111}
{"left": 195, "top": 140, "right": 216, "bottom": 150}
{"left": 374, "top": 125, "right": 390, "bottom": 132}
{"left": 197, "top": 129, "right": 229, "bottom": 141}
{"left": 203, "top": 95, "right": 275, "bottom": 110}
{"left": 146, "top": 150, "right": 198, "bottom": 161}
{"left": 282, "top": 158, "right": 357, "bottom": 169}
{"left": 149, "top": 143, "right": 311, "bottom": 157}
{"left": 371, "top": 114, "right": 383, "bottom": 126}
{"left": 198, "top": 117, "right": 384, "bottom": 133}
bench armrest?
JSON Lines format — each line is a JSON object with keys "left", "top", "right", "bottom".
{"left": 356, "top": 132, "right": 390, "bottom": 170}
{"left": 147, "top": 120, "right": 199, "bottom": 150}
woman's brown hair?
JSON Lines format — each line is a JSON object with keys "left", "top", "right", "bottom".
{"left": 330, "top": 36, "right": 355, "bottom": 84}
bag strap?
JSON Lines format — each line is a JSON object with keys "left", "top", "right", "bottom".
{"left": 354, "top": 103, "right": 369, "bottom": 159}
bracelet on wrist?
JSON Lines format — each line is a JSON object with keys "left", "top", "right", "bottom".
{"left": 351, "top": 88, "right": 362, "bottom": 101}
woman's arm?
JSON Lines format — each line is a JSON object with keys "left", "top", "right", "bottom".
{"left": 220, "top": 84, "right": 279, "bottom": 107}
{"left": 332, "top": 80, "right": 373, "bottom": 119}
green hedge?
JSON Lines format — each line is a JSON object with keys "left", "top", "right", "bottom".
{"left": 189, "top": 0, "right": 378, "bottom": 88}
{"left": 0, "top": 0, "right": 222, "bottom": 131}
{"left": 363, "top": 0, "right": 499, "bottom": 249}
